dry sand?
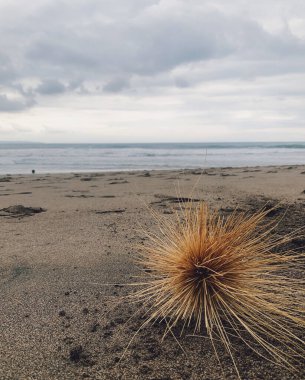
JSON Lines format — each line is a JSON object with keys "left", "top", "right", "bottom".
{"left": 0, "top": 165, "right": 304, "bottom": 380}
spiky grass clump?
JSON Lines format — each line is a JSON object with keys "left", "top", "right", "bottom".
{"left": 134, "top": 203, "right": 305, "bottom": 377}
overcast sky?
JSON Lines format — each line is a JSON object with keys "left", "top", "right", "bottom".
{"left": 0, "top": 0, "right": 305, "bottom": 142}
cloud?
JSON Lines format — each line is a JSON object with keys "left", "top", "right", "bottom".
{"left": 35, "top": 80, "right": 66, "bottom": 95}
{"left": 0, "top": 93, "right": 34, "bottom": 112}
{"left": 0, "top": 0, "right": 304, "bottom": 142}
{"left": 103, "top": 77, "right": 130, "bottom": 93}
{"left": 2, "top": 0, "right": 304, "bottom": 92}
{"left": 0, "top": 53, "right": 16, "bottom": 84}
{"left": 24, "top": 5, "right": 302, "bottom": 80}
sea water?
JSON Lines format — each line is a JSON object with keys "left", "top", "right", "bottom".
{"left": 0, "top": 142, "right": 304, "bottom": 174}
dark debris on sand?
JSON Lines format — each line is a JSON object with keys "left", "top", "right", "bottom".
{"left": 0, "top": 205, "right": 46, "bottom": 218}
{"left": 69, "top": 345, "right": 95, "bottom": 367}
{"left": 95, "top": 209, "right": 126, "bottom": 214}
{"left": 0, "top": 176, "right": 12, "bottom": 182}
{"left": 152, "top": 194, "right": 201, "bottom": 204}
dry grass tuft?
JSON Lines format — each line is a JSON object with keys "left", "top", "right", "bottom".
{"left": 133, "top": 202, "right": 305, "bottom": 377}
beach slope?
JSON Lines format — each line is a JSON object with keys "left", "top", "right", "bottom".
{"left": 0, "top": 165, "right": 304, "bottom": 379}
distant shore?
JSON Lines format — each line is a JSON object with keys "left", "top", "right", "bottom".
{"left": 1, "top": 165, "right": 304, "bottom": 379}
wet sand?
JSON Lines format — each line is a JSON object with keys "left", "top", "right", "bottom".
{"left": 0, "top": 165, "right": 304, "bottom": 380}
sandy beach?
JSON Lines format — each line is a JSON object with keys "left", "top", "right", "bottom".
{"left": 0, "top": 165, "right": 304, "bottom": 380}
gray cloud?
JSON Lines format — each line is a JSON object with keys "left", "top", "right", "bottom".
{"left": 103, "top": 77, "right": 130, "bottom": 93}
{"left": 24, "top": 7, "right": 300, "bottom": 78}
{"left": 0, "top": 93, "right": 35, "bottom": 112}
{"left": 36, "top": 80, "right": 66, "bottom": 95}
{"left": 0, "top": 0, "right": 304, "bottom": 115}
{"left": 0, "top": 53, "right": 16, "bottom": 85}
{"left": 2, "top": 2, "right": 305, "bottom": 76}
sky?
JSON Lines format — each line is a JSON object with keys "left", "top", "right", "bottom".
{"left": 0, "top": 0, "right": 305, "bottom": 143}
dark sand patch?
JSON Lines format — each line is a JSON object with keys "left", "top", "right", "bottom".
{"left": 11, "top": 264, "right": 31, "bottom": 280}
{"left": 151, "top": 194, "right": 201, "bottom": 206}
{"left": 95, "top": 209, "right": 126, "bottom": 215}
{"left": 0, "top": 176, "right": 12, "bottom": 182}
{"left": 220, "top": 173, "right": 237, "bottom": 177}
{"left": 80, "top": 177, "right": 94, "bottom": 182}
{"left": 65, "top": 195, "right": 94, "bottom": 198}
{"left": 109, "top": 181, "right": 129, "bottom": 185}
{"left": 0, "top": 205, "right": 46, "bottom": 218}
{"left": 154, "top": 194, "right": 200, "bottom": 203}
{"left": 0, "top": 191, "right": 32, "bottom": 196}
{"left": 137, "top": 172, "right": 151, "bottom": 177}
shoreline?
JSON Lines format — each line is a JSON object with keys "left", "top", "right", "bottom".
{"left": 1, "top": 162, "right": 305, "bottom": 176}
{"left": 0, "top": 165, "right": 304, "bottom": 379}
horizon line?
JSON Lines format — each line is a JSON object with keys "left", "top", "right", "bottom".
{"left": 1, "top": 140, "right": 305, "bottom": 144}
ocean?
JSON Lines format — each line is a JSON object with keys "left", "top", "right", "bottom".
{"left": 0, "top": 142, "right": 304, "bottom": 175}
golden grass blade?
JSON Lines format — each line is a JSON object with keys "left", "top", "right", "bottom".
{"left": 131, "top": 202, "right": 305, "bottom": 378}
